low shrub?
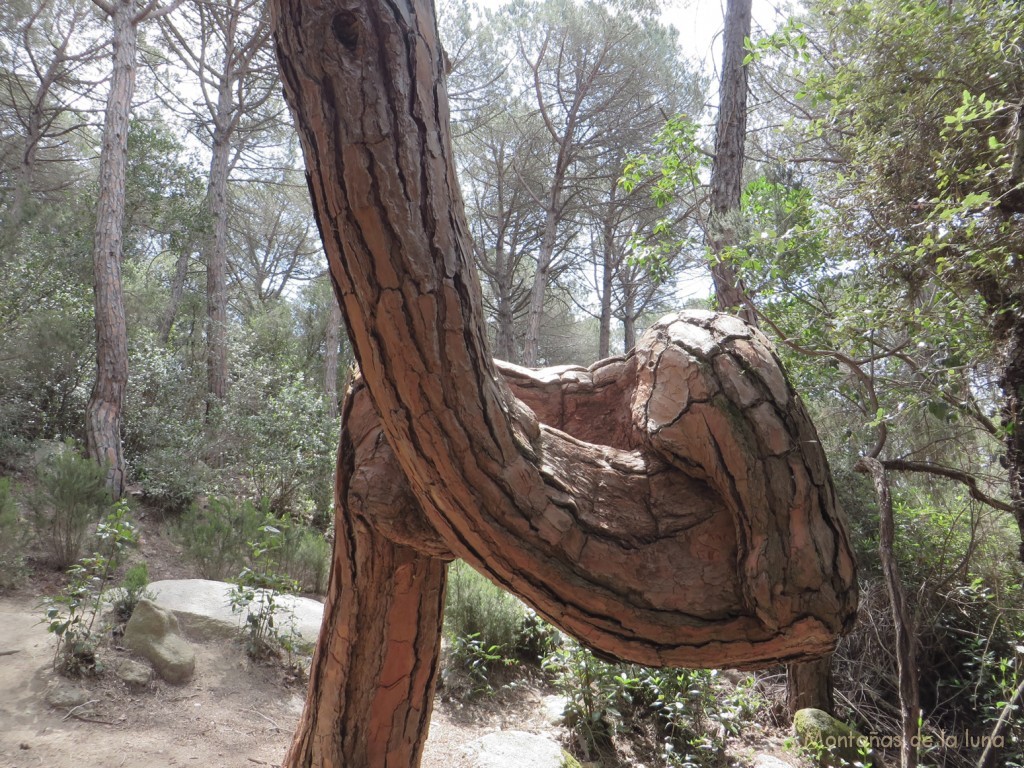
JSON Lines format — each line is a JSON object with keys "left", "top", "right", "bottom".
{"left": 0, "top": 478, "right": 26, "bottom": 589}
{"left": 28, "top": 443, "right": 113, "bottom": 568}
{"left": 41, "top": 502, "right": 138, "bottom": 676}
{"left": 111, "top": 561, "right": 154, "bottom": 624}
{"left": 174, "top": 496, "right": 265, "bottom": 579}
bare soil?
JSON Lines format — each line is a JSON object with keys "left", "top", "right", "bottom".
{"left": 0, "top": 511, "right": 567, "bottom": 768}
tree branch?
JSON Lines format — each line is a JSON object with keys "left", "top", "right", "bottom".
{"left": 881, "top": 458, "right": 1013, "bottom": 513}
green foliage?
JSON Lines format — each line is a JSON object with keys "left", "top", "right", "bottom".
{"left": 228, "top": 518, "right": 304, "bottom": 661}
{"left": 274, "top": 519, "right": 331, "bottom": 595}
{"left": 0, "top": 477, "right": 26, "bottom": 589}
{"left": 542, "top": 637, "right": 623, "bottom": 756}
{"left": 542, "top": 639, "right": 760, "bottom": 765}
{"left": 111, "top": 562, "right": 154, "bottom": 624}
{"left": 40, "top": 502, "right": 138, "bottom": 677}
{"left": 28, "top": 444, "right": 114, "bottom": 568}
{"left": 442, "top": 561, "right": 554, "bottom": 694}
{"left": 174, "top": 496, "right": 265, "bottom": 580}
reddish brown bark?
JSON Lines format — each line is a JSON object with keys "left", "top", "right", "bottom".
{"left": 284, "top": 384, "right": 448, "bottom": 767}
{"left": 269, "top": 1, "right": 857, "bottom": 765}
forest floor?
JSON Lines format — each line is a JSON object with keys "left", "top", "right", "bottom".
{"left": 0, "top": 510, "right": 806, "bottom": 768}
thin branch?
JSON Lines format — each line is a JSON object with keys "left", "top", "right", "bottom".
{"left": 881, "top": 459, "right": 1013, "bottom": 514}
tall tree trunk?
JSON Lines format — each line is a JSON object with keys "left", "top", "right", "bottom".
{"left": 324, "top": 293, "right": 342, "bottom": 419}
{"left": 270, "top": 1, "right": 857, "bottom": 764}
{"left": 708, "top": 0, "right": 755, "bottom": 323}
{"left": 492, "top": 242, "right": 517, "bottom": 362}
{"left": 598, "top": 226, "right": 615, "bottom": 359}
{"left": 204, "top": 92, "right": 233, "bottom": 408}
{"left": 86, "top": 0, "right": 137, "bottom": 498}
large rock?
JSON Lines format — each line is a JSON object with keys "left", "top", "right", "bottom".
{"left": 459, "top": 731, "right": 564, "bottom": 768}
{"left": 124, "top": 599, "right": 195, "bottom": 684}
{"left": 793, "top": 708, "right": 879, "bottom": 768}
{"left": 147, "top": 579, "right": 324, "bottom": 645}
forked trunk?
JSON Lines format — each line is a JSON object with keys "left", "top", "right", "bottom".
{"left": 270, "top": 1, "right": 857, "bottom": 765}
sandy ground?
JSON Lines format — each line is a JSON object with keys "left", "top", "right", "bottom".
{"left": 0, "top": 594, "right": 564, "bottom": 768}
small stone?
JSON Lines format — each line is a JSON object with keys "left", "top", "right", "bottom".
{"left": 793, "top": 708, "right": 880, "bottom": 768}
{"left": 115, "top": 658, "right": 153, "bottom": 691}
{"left": 44, "top": 681, "right": 89, "bottom": 710}
{"left": 19, "top": 742, "right": 30, "bottom": 750}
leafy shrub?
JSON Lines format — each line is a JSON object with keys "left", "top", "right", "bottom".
{"left": 229, "top": 519, "right": 304, "bottom": 662}
{"left": 174, "top": 495, "right": 265, "bottom": 579}
{"left": 542, "top": 637, "right": 624, "bottom": 757}
{"left": 444, "top": 560, "right": 532, "bottom": 656}
{"left": 41, "top": 503, "right": 138, "bottom": 676}
{"left": 111, "top": 562, "right": 154, "bottom": 623}
{"left": 0, "top": 478, "right": 26, "bottom": 589}
{"left": 276, "top": 522, "right": 331, "bottom": 595}
{"left": 123, "top": 332, "right": 207, "bottom": 514}
{"left": 28, "top": 443, "right": 113, "bottom": 568}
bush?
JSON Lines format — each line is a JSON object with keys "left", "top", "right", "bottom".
{"left": 28, "top": 444, "right": 113, "bottom": 568}
{"left": 41, "top": 503, "right": 138, "bottom": 676}
{"left": 442, "top": 561, "right": 554, "bottom": 695}
{"left": 0, "top": 478, "right": 26, "bottom": 589}
{"left": 444, "top": 560, "right": 532, "bottom": 655}
{"left": 276, "top": 522, "right": 331, "bottom": 595}
{"left": 111, "top": 562, "right": 154, "bottom": 623}
{"left": 174, "top": 496, "right": 265, "bottom": 579}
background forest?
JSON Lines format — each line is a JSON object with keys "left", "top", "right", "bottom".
{"left": 1, "top": 0, "right": 1023, "bottom": 766}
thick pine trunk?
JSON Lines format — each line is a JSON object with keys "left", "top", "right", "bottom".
{"left": 270, "top": 1, "right": 857, "bottom": 765}
{"left": 284, "top": 383, "right": 448, "bottom": 767}
{"left": 86, "top": 0, "right": 137, "bottom": 498}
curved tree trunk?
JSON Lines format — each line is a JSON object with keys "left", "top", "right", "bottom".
{"left": 270, "top": 1, "right": 857, "bottom": 765}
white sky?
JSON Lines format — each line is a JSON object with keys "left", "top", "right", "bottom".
{"left": 662, "top": 0, "right": 790, "bottom": 78}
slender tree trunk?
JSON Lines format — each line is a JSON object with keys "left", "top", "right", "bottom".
{"left": 708, "top": 0, "right": 755, "bottom": 323}
{"left": 492, "top": 241, "right": 517, "bottom": 362}
{"left": 204, "top": 93, "right": 233, "bottom": 408}
{"left": 621, "top": 280, "right": 638, "bottom": 352}
{"left": 598, "top": 231, "right": 614, "bottom": 359}
{"left": 159, "top": 248, "right": 191, "bottom": 345}
{"left": 857, "top": 457, "right": 919, "bottom": 768}
{"left": 1001, "top": 318, "right": 1024, "bottom": 561}
{"left": 270, "top": 1, "right": 857, "bottom": 764}
{"left": 86, "top": 0, "right": 137, "bottom": 498}
{"left": 522, "top": 206, "right": 559, "bottom": 366}
{"left": 324, "top": 294, "right": 342, "bottom": 419}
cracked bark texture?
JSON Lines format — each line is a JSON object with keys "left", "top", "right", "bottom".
{"left": 269, "top": 1, "right": 857, "bottom": 766}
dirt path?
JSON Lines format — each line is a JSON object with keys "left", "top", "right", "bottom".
{"left": 0, "top": 597, "right": 562, "bottom": 768}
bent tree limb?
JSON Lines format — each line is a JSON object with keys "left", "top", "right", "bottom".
{"left": 269, "top": 0, "right": 858, "bottom": 766}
